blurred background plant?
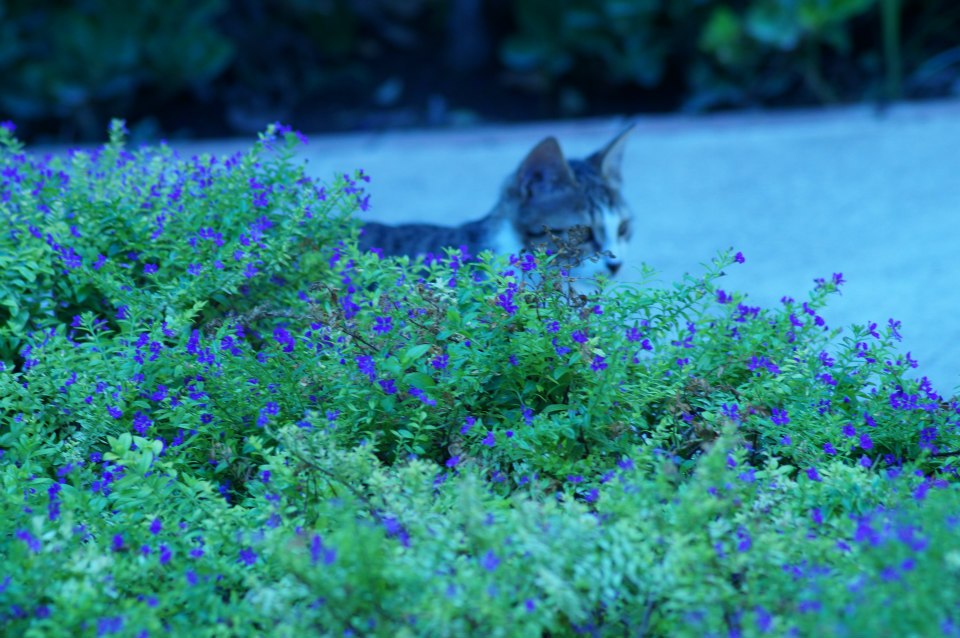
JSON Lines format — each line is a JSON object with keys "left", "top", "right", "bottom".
{"left": 1, "top": 0, "right": 958, "bottom": 142}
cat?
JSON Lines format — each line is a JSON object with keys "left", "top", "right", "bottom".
{"left": 358, "top": 126, "right": 634, "bottom": 279}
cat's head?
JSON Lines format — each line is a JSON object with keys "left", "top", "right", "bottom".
{"left": 494, "top": 126, "right": 634, "bottom": 279}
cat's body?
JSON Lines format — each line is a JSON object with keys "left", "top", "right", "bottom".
{"left": 358, "top": 127, "right": 634, "bottom": 278}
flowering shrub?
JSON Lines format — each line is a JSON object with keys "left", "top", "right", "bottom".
{"left": 1, "top": 121, "right": 959, "bottom": 636}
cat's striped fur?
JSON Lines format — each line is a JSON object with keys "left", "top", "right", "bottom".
{"left": 359, "top": 127, "right": 634, "bottom": 277}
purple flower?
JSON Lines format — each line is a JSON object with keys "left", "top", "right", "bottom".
{"left": 97, "top": 616, "right": 124, "bottom": 635}
{"left": 748, "top": 355, "right": 780, "bottom": 376}
{"left": 255, "top": 402, "right": 280, "bottom": 428}
{"left": 482, "top": 431, "right": 495, "bottom": 447}
{"left": 823, "top": 442, "right": 837, "bottom": 455}
{"left": 238, "top": 547, "right": 257, "bottom": 566}
{"left": 571, "top": 330, "right": 588, "bottom": 344}
{"left": 310, "top": 534, "right": 337, "bottom": 565}
{"left": 108, "top": 406, "right": 123, "bottom": 419}
{"left": 496, "top": 281, "right": 519, "bottom": 315}
{"left": 382, "top": 516, "right": 410, "bottom": 547}
{"left": 144, "top": 263, "right": 158, "bottom": 275}
{"left": 112, "top": 534, "right": 125, "bottom": 552}
{"left": 461, "top": 416, "right": 476, "bottom": 434}
{"left": 1, "top": 120, "right": 15, "bottom": 133}
{"left": 480, "top": 550, "right": 500, "bottom": 572}
{"left": 379, "top": 379, "right": 397, "bottom": 395}
{"left": 356, "top": 355, "right": 376, "bottom": 381}
{"left": 859, "top": 433, "right": 874, "bottom": 450}
{"left": 408, "top": 387, "right": 436, "bottom": 406}
{"left": 373, "top": 316, "right": 393, "bottom": 335}
{"left": 590, "top": 355, "right": 607, "bottom": 371}
{"left": 149, "top": 517, "right": 162, "bottom": 535}
{"left": 273, "top": 327, "right": 296, "bottom": 353}
{"left": 721, "top": 403, "right": 740, "bottom": 423}
{"left": 446, "top": 455, "right": 460, "bottom": 468}
{"left": 133, "top": 410, "right": 153, "bottom": 436}
{"left": 888, "top": 318, "right": 902, "bottom": 341}
{"left": 431, "top": 353, "right": 448, "bottom": 370}
{"left": 770, "top": 409, "right": 790, "bottom": 426}
{"left": 522, "top": 407, "right": 534, "bottom": 425}
{"left": 734, "top": 251, "right": 745, "bottom": 264}
{"left": 806, "top": 467, "right": 822, "bottom": 482}
{"left": 15, "top": 529, "right": 41, "bottom": 553}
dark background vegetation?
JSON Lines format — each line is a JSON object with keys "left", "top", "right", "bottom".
{"left": 2, "top": 0, "right": 959, "bottom": 144}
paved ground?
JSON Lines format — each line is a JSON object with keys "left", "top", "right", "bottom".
{"left": 179, "top": 99, "right": 960, "bottom": 396}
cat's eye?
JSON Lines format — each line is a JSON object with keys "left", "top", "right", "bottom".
{"left": 617, "top": 221, "right": 630, "bottom": 237}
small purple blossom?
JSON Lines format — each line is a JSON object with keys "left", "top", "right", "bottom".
{"left": 373, "top": 316, "right": 393, "bottom": 335}
{"left": 408, "top": 387, "right": 436, "bottom": 406}
{"left": 310, "top": 534, "right": 337, "bottom": 565}
{"left": 748, "top": 355, "right": 780, "bottom": 376}
{"left": 480, "top": 550, "right": 500, "bottom": 572}
{"left": 379, "top": 379, "right": 397, "bottom": 395}
{"left": 770, "top": 408, "right": 790, "bottom": 426}
{"left": 356, "top": 355, "right": 376, "bottom": 381}
{"left": 238, "top": 547, "right": 257, "bottom": 566}
{"left": 431, "top": 353, "right": 449, "bottom": 370}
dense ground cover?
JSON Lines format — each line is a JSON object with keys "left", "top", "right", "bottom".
{"left": 1, "top": 121, "right": 959, "bottom": 637}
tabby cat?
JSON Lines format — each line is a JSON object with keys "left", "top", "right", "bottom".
{"left": 359, "top": 126, "right": 634, "bottom": 278}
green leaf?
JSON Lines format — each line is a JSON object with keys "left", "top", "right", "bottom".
{"left": 401, "top": 344, "right": 432, "bottom": 367}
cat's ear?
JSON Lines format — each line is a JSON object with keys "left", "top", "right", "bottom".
{"left": 588, "top": 124, "right": 634, "bottom": 190}
{"left": 514, "top": 136, "right": 578, "bottom": 201}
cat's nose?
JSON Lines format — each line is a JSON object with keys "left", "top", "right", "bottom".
{"left": 607, "top": 261, "right": 621, "bottom": 275}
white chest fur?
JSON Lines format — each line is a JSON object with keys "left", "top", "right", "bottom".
{"left": 487, "top": 219, "right": 524, "bottom": 257}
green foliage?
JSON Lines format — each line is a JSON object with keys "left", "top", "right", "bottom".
{"left": 503, "top": 0, "right": 957, "bottom": 109}
{"left": 0, "top": 0, "right": 231, "bottom": 134}
{"left": 1, "top": 124, "right": 959, "bottom": 636}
